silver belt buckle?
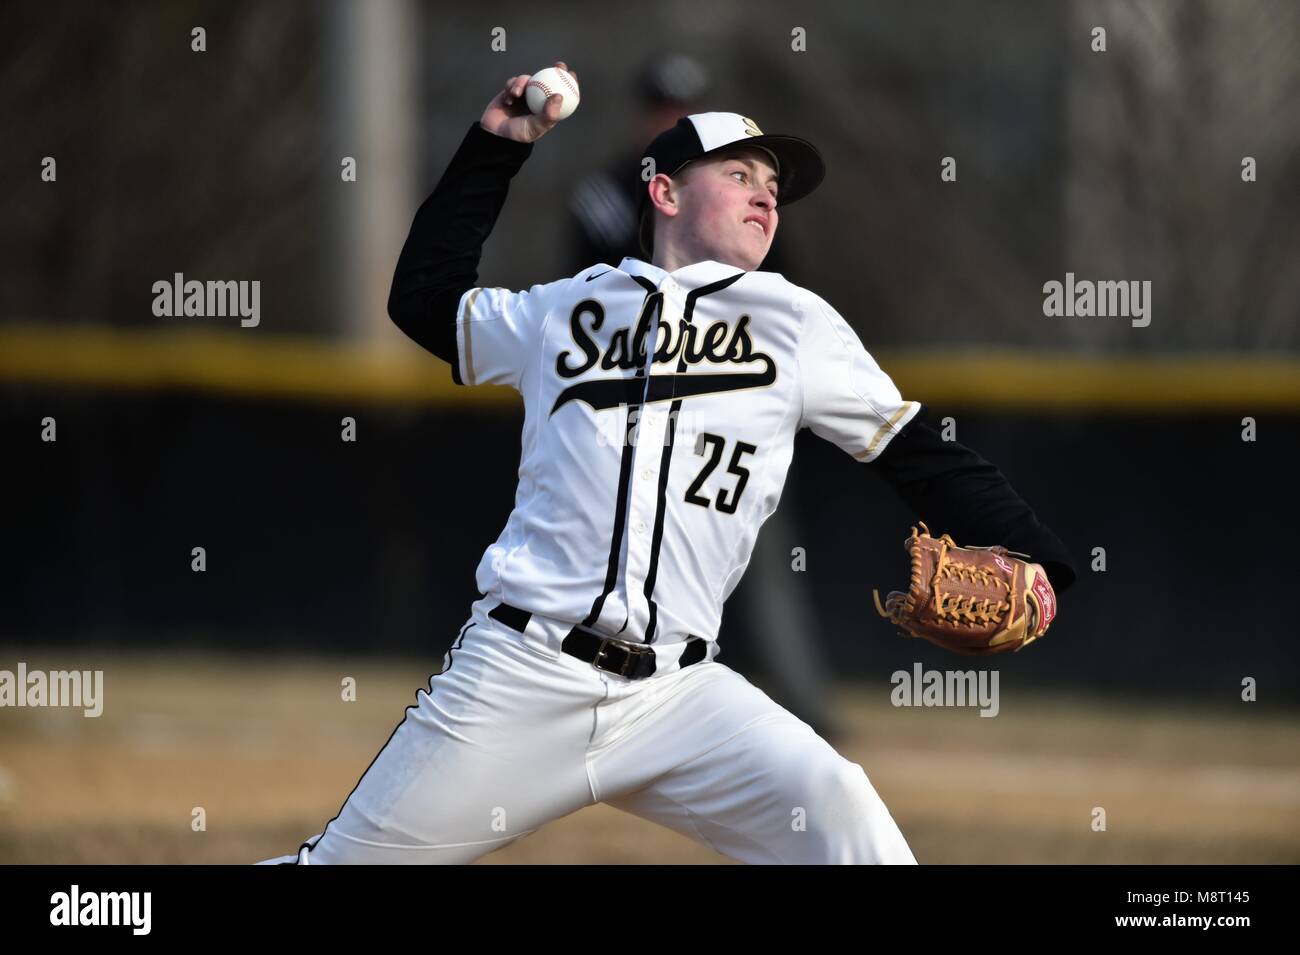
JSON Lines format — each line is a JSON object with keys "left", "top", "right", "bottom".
{"left": 574, "top": 624, "right": 648, "bottom": 677}
{"left": 599, "top": 637, "right": 637, "bottom": 677}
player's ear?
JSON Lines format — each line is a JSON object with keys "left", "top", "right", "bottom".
{"left": 647, "top": 173, "right": 681, "bottom": 218}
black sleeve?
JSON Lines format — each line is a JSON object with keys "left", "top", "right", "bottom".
{"left": 872, "top": 417, "right": 1079, "bottom": 593}
{"left": 386, "top": 122, "right": 534, "bottom": 380}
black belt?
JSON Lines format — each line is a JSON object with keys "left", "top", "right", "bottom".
{"left": 488, "top": 601, "right": 708, "bottom": 680}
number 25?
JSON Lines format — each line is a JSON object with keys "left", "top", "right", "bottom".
{"left": 685, "top": 433, "right": 757, "bottom": 515}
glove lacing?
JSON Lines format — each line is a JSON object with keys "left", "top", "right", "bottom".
{"left": 871, "top": 521, "right": 1017, "bottom": 630}
{"left": 931, "top": 535, "right": 1012, "bottom": 628}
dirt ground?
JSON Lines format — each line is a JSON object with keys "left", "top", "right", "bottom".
{"left": 1, "top": 649, "right": 1296, "bottom": 864}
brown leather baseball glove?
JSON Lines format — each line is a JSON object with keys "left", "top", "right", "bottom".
{"left": 872, "top": 522, "right": 1058, "bottom": 655}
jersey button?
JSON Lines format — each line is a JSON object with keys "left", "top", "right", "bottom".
{"left": 641, "top": 468, "right": 653, "bottom": 481}
{"left": 634, "top": 519, "right": 647, "bottom": 535}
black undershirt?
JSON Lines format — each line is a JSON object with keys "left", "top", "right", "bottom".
{"left": 387, "top": 122, "right": 534, "bottom": 380}
{"left": 868, "top": 418, "right": 1076, "bottom": 591}
{"left": 387, "top": 122, "right": 1078, "bottom": 593}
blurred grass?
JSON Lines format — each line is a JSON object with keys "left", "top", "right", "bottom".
{"left": 0, "top": 648, "right": 1297, "bottom": 864}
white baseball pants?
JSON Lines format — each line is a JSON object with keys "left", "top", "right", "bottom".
{"left": 284, "top": 598, "right": 916, "bottom": 865}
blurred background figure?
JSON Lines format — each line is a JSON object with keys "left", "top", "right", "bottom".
{"left": 566, "top": 52, "right": 801, "bottom": 279}
{"left": 566, "top": 53, "right": 708, "bottom": 275}
{"left": 565, "top": 53, "right": 837, "bottom": 737}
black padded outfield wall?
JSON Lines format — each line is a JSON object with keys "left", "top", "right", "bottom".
{"left": 7, "top": 392, "right": 1294, "bottom": 701}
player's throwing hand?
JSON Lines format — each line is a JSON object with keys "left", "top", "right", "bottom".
{"left": 479, "top": 60, "right": 577, "bottom": 144}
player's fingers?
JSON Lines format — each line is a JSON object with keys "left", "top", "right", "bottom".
{"left": 503, "top": 75, "right": 528, "bottom": 104}
{"left": 526, "top": 94, "right": 561, "bottom": 136}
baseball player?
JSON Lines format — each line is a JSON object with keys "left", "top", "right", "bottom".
{"left": 262, "top": 61, "right": 1077, "bottom": 865}
{"left": 565, "top": 53, "right": 838, "bottom": 739}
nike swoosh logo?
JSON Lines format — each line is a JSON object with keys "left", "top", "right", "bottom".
{"left": 585, "top": 270, "right": 611, "bottom": 282}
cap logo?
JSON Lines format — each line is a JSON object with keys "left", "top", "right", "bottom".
{"left": 741, "top": 116, "right": 763, "bottom": 137}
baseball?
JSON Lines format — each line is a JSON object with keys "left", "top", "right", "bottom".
{"left": 525, "top": 66, "right": 580, "bottom": 120}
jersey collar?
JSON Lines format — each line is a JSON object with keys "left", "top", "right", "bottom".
{"left": 617, "top": 257, "right": 747, "bottom": 290}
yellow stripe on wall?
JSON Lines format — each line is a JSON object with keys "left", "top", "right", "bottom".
{"left": 0, "top": 324, "right": 512, "bottom": 406}
{"left": 1, "top": 324, "right": 1297, "bottom": 411}
{"left": 878, "top": 351, "right": 1300, "bottom": 411}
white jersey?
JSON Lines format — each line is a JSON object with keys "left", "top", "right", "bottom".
{"left": 453, "top": 256, "right": 920, "bottom": 649}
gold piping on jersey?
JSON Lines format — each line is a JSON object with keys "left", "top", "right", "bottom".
{"left": 856, "top": 401, "right": 917, "bottom": 461}
{"left": 461, "top": 288, "right": 485, "bottom": 386}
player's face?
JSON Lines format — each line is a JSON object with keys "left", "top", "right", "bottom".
{"left": 677, "top": 147, "right": 779, "bottom": 270}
